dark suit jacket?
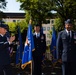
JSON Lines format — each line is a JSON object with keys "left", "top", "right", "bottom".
{"left": 0, "top": 35, "right": 11, "bottom": 65}
{"left": 56, "top": 30, "right": 76, "bottom": 62}
{"left": 33, "top": 33, "right": 46, "bottom": 57}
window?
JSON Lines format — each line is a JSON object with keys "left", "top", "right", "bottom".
{"left": 51, "top": 20, "right": 54, "bottom": 24}
{"left": 46, "top": 20, "right": 50, "bottom": 24}
{"left": 43, "top": 20, "right": 50, "bottom": 24}
{"left": 47, "top": 27, "right": 50, "bottom": 31}
{"left": 47, "top": 40, "right": 51, "bottom": 45}
{"left": 47, "top": 33, "right": 50, "bottom": 38}
{"left": 13, "top": 20, "right": 16, "bottom": 22}
{"left": 17, "top": 20, "right": 20, "bottom": 22}
{"left": 43, "top": 27, "right": 46, "bottom": 31}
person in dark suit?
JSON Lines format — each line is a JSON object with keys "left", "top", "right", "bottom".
{"left": 0, "top": 23, "right": 15, "bottom": 75}
{"left": 32, "top": 24, "right": 46, "bottom": 75}
{"left": 56, "top": 19, "right": 76, "bottom": 75}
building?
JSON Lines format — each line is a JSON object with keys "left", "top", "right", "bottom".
{"left": 2, "top": 11, "right": 25, "bottom": 22}
{"left": 2, "top": 11, "right": 55, "bottom": 45}
{"left": 42, "top": 19, "right": 55, "bottom": 46}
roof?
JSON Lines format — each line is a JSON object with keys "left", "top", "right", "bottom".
{"left": 2, "top": 11, "right": 25, "bottom": 18}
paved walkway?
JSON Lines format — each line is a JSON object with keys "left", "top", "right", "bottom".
{"left": 12, "top": 59, "right": 62, "bottom": 75}
{"left": 42, "top": 60, "right": 62, "bottom": 75}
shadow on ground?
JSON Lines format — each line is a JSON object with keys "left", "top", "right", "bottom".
{"left": 12, "top": 59, "right": 62, "bottom": 75}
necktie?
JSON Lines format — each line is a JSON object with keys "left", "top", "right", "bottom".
{"left": 68, "top": 31, "right": 70, "bottom": 40}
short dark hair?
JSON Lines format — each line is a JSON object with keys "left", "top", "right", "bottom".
{"left": 0, "top": 24, "right": 9, "bottom": 31}
{"left": 35, "top": 24, "right": 40, "bottom": 27}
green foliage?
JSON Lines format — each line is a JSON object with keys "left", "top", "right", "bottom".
{"left": 54, "top": 18, "right": 76, "bottom": 33}
{"left": 6, "top": 20, "right": 28, "bottom": 35}
{"left": 49, "top": 30, "right": 52, "bottom": 38}
{"left": 0, "top": 0, "right": 7, "bottom": 19}
{"left": 25, "top": 11, "right": 31, "bottom": 24}
{"left": 54, "top": 18, "right": 64, "bottom": 33}
{"left": 0, "top": 0, "right": 6, "bottom": 9}
{"left": 17, "top": 0, "right": 76, "bottom": 31}
{"left": 17, "top": 0, "right": 53, "bottom": 25}
{"left": 0, "top": 0, "right": 5, "bottom": 2}
{"left": 73, "top": 20, "right": 76, "bottom": 31}
{"left": 0, "top": 11, "right": 3, "bottom": 20}
{"left": 7, "top": 22, "right": 16, "bottom": 33}
{"left": 52, "top": 0, "right": 76, "bottom": 20}
{"left": 16, "top": 20, "right": 28, "bottom": 32}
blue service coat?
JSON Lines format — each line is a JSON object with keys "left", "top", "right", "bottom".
{"left": 0, "top": 35, "right": 11, "bottom": 65}
{"left": 33, "top": 33, "right": 46, "bottom": 57}
{"left": 56, "top": 30, "right": 76, "bottom": 62}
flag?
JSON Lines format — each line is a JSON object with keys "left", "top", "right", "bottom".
{"left": 50, "top": 26, "right": 57, "bottom": 63}
{"left": 16, "top": 44, "right": 20, "bottom": 65}
{"left": 16, "top": 26, "right": 23, "bottom": 64}
{"left": 41, "top": 26, "right": 43, "bottom": 34}
{"left": 21, "top": 24, "right": 35, "bottom": 69}
{"left": 41, "top": 26, "right": 45, "bottom": 63}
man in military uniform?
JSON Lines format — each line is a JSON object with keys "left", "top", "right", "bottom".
{"left": 32, "top": 24, "right": 46, "bottom": 75}
{"left": 56, "top": 19, "right": 76, "bottom": 75}
{"left": 0, "top": 23, "right": 15, "bottom": 75}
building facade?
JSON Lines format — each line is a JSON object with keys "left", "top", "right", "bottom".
{"left": 2, "top": 12, "right": 55, "bottom": 46}
{"left": 42, "top": 19, "right": 55, "bottom": 46}
{"left": 2, "top": 11, "right": 25, "bottom": 22}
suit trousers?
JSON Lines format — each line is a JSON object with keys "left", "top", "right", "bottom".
{"left": 0, "top": 64, "right": 13, "bottom": 75}
{"left": 62, "top": 62, "right": 76, "bottom": 75}
{"left": 33, "top": 55, "right": 42, "bottom": 75}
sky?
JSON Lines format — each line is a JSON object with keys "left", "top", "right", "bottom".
{"left": 2, "top": 0, "right": 56, "bottom": 13}
{"left": 3, "top": 0, "right": 24, "bottom": 12}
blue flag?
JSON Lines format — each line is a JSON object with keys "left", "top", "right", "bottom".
{"left": 16, "top": 26, "right": 23, "bottom": 64}
{"left": 21, "top": 24, "right": 35, "bottom": 69}
{"left": 16, "top": 45, "right": 20, "bottom": 65}
{"left": 50, "top": 26, "right": 57, "bottom": 63}
{"left": 41, "top": 26, "right": 43, "bottom": 34}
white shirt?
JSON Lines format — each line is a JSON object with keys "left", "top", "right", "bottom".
{"left": 0, "top": 34, "right": 4, "bottom": 37}
{"left": 65, "top": 29, "right": 72, "bottom": 38}
{"left": 0, "top": 34, "right": 12, "bottom": 44}
{"left": 35, "top": 32, "right": 40, "bottom": 37}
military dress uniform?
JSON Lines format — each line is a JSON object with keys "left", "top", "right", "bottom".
{"left": 32, "top": 32, "right": 46, "bottom": 75}
{"left": 0, "top": 24, "right": 13, "bottom": 75}
{"left": 56, "top": 29, "right": 76, "bottom": 75}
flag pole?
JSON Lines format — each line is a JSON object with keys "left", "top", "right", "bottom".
{"left": 31, "top": 61, "right": 32, "bottom": 75}
{"left": 29, "top": 19, "right": 33, "bottom": 75}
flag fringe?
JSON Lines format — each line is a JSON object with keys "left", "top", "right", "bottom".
{"left": 32, "top": 48, "right": 35, "bottom": 51}
{"left": 21, "top": 60, "right": 32, "bottom": 69}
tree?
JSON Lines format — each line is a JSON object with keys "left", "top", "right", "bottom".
{"left": 17, "top": 0, "right": 76, "bottom": 30}
{"left": 54, "top": 18, "right": 64, "bottom": 33}
{"left": 51, "top": 0, "right": 76, "bottom": 31}
{"left": 0, "top": 0, "right": 7, "bottom": 9}
{"left": 16, "top": 20, "right": 28, "bottom": 33}
{"left": 7, "top": 20, "right": 28, "bottom": 34}
{"left": 0, "top": 0, "right": 7, "bottom": 20}
{"left": 0, "top": 0, "right": 5, "bottom": 1}
{"left": 51, "top": 0, "right": 76, "bottom": 23}
{"left": 17, "top": 0, "right": 53, "bottom": 25}
{"left": 7, "top": 20, "right": 28, "bottom": 41}
{"left": 7, "top": 22, "right": 17, "bottom": 35}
